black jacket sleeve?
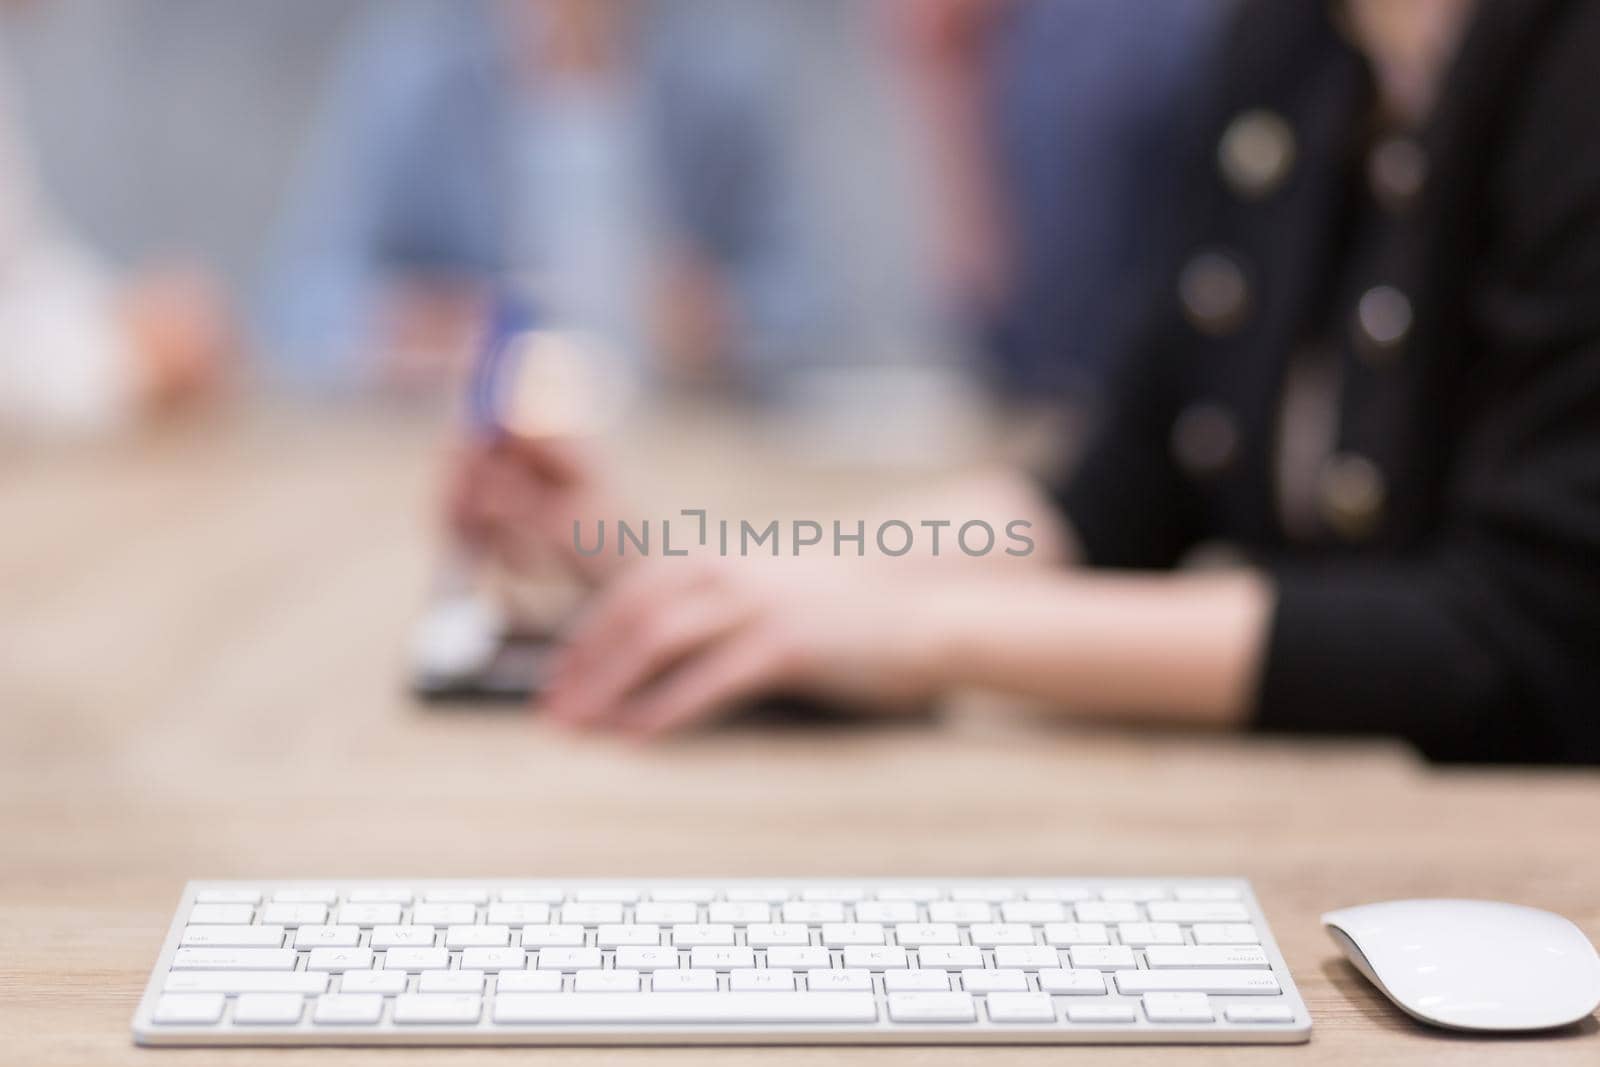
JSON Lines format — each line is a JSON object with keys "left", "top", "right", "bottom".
{"left": 1256, "top": 3, "right": 1600, "bottom": 762}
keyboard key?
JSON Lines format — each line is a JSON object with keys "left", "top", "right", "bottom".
{"left": 1100, "top": 886, "right": 1167, "bottom": 902}
{"left": 801, "top": 887, "right": 866, "bottom": 902}
{"left": 807, "top": 968, "right": 872, "bottom": 992}
{"left": 986, "top": 992, "right": 1056, "bottom": 1023}
{"left": 1024, "top": 887, "right": 1093, "bottom": 902}
{"left": 423, "top": 888, "right": 490, "bottom": 904}
{"left": 537, "top": 947, "right": 603, "bottom": 971}
{"left": 615, "top": 946, "right": 678, "bottom": 970}
{"left": 781, "top": 902, "right": 846, "bottom": 924}
{"left": 875, "top": 887, "right": 942, "bottom": 902}
{"left": 370, "top": 925, "right": 435, "bottom": 949}
{"left": 1147, "top": 901, "right": 1251, "bottom": 924}
{"left": 882, "top": 969, "right": 950, "bottom": 992}
{"left": 411, "top": 903, "right": 476, "bottom": 926}
{"left": 152, "top": 993, "right": 224, "bottom": 1025}
{"left": 724, "top": 887, "right": 791, "bottom": 903}
{"left": 708, "top": 902, "right": 772, "bottom": 925}
{"left": 1116, "top": 922, "right": 1184, "bottom": 947}
{"left": 1066, "top": 1002, "right": 1137, "bottom": 1023}
{"left": 273, "top": 888, "right": 339, "bottom": 904}
{"left": 575, "top": 970, "right": 641, "bottom": 993}
{"left": 232, "top": 993, "right": 304, "bottom": 1025}
{"left": 306, "top": 948, "right": 373, "bottom": 972}
{"left": 487, "top": 903, "right": 550, "bottom": 926}
{"left": 165, "top": 971, "right": 328, "bottom": 995}
{"left": 494, "top": 992, "right": 878, "bottom": 1024}
{"left": 181, "top": 926, "right": 285, "bottom": 949}
{"left": 171, "top": 948, "right": 296, "bottom": 971}
{"left": 383, "top": 947, "right": 449, "bottom": 971}
{"left": 1068, "top": 945, "right": 1135, "bottom": 970}
{"left": 1143, "top": 945, "right": 1270, "bottom": 969}
{"left": 1115, "top": 970, "right": 1282, "bottom": 995}
{"left": 1000, "top": 901, "right": 1067, "bottom": 924}
{"left": 634, "top": 902, "right": 697, "bottom": 925}
{"left": 419, "top": 970, "right": 485, "bottom": 994}
{"left": 730, "top": 968, "right": 794, "bottom": 992}
{"left": 294, "top": 925, "right": 360, "bottom": 949}
{"left": 195, "top": 889, "right": 261, "bottom": 905}
{"left": 950, "top": 887, "right": 1015, "bottom": 903}
{"left": 673, "top": 923, "right": 735, "bottom": 947}
{"left": 887, "top": 992, "right": 976, "bottom": 1023}
{"left": 842, "top": 945, "right": 907, "bottom": 970}
{"left": 1192, "top": 923, "right": 1261, "bottom": 945}
{"left": 960, "top": 968, "right": 1028, "bottom": 993}
{"left": 1037, "top": 968, "right": 1105, "bottom": 995}
{"left": 597, "top": 924, "right": 661, "bottom": 949}
{"left": 495, "top": 971, "right": 564, "bottom": 993}
{"left": 651, "top": 970, "right": 718, "bottom": 992}
{"left": 993, "top": 945, "right": 1060, "bottom": 969}
{"left": 894, "top": 923, "right": 959, "bottom": 947}
{"left": 820, "top": 923, "right": 884, "bottom": 947}
{"left": 689, "top": 946, "right": 755, "bottom": 971}
{"left": 260, "top": 903, "right": 326, "bottom": 927}
{"left": 927, "top": 901, "right": 992, "bottom": 924}
{"left": 574, "top": 888, "right": 640, "bottom": 903}
{"left": 1043, "top": 922, "right": 1109, "bottom": 946}
{"left": 1074, "top": 902, "right": 1140, "bottom": 923}
{"left": 187, "top": 904, "right": 254, "bottom": 924}
{"left": 1176, "top": 887, "right": 1241, "bottom": 901}
{"left": 347, "top": 888, "right": 413, "bottom": 904}
{"left": 500, "top": 888, "right": 565, "bottom": 903}
{"left": 461, "top": 947, "right": 526, "bottom": 971}
{"left": 916, "top": 946, "right": 983, "bottom": 970}
{"left": 561, "top": 902, "right": 623, "bottom": 926}
{"left": 853, "top": 901, "right": 919, "bottom": 924}
{"left": 969, "top": 923, "right": 1035, "bottom": 947}
{"left": 1225, "top": 1003, "right": 1297, "bottom": 1023}
{"left": 648, "top": 887, "right": 717, "bottom": 903}
{"left": 312, "top": 994, "right": 383, "bottom": 1025}
{"left": 393, "top": 993, "right": 482, "bottom": 1024}
{"left": 747, "top": 923, "right": 809, "bottom": 948}
{"left": 446, "top": 924, "right": 510, "bottom": 948}
{"left": 340, "top": 970, "right": 408, "bottom": 994}
{"left": 519, "top": 925, "right": 586, "bottom": 948}
{"left": 1142, "top": 992, "right": 1213, "bottom": 1023}
{"left": 765, "top": 946, "right": 830, "bottom": 969}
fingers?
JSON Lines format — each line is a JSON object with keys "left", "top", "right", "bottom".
{"left": 547, "top": 562, "right": 721, "bottom": 706}
{"left": 550, "top": 589, "right": 755, "bottom": 730}
{"left": 544, "top": 561, "right": 789, "bottom": 736}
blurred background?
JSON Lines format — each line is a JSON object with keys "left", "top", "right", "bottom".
{"left": 0, "top": 0, "right": 1221, "bottom": 464}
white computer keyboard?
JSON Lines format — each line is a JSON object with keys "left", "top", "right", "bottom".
{"left": 133, "top": 879, "right": 1311, "bottom": 1046}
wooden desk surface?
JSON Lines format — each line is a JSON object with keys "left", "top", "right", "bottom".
{"left": 3, "top": 406, "right": 1597, "bottom": 1065}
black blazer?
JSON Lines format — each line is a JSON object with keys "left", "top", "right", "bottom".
{"left": 1055, "top": 0, "right": 1600, "bottom": 762}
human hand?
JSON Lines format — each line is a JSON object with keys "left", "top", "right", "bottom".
{"left": 120, "top": 265, "right": 232, "bottom": 414}
{"left": 543, "top": 556, "right": 944, "bottom": 738}
{"left": 447, "top": 432, "right": 619, "bottom": 585}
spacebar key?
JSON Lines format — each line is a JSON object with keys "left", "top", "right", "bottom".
{"left": 494, "top": 992, "right": 878, "bottom": 1024}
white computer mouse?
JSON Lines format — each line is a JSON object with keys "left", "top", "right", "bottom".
{"left": 1323, "top": 899, "right": 1600, "bottom": 1032}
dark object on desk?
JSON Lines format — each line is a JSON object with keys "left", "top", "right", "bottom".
{"left": 411, "top": 632, "right": 552, "bottom": 703}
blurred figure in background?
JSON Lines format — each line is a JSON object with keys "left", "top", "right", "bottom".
{"left": 0, "top": 19, "right": 228, "bottom": 434}
{"left": 890, "top": 0, "right": 1230, "bottom": 405}
{"left": 982, "top": 0, "right": 1228, "bottom": 404}
{"left": 257, "top": 0, "right": 953, "bottom": 402}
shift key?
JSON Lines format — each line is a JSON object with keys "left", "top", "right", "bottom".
{"left": 1115, "top": 969, "right": 1281, "bottom": 995}
{"left": 171, "top": 948, "right": 297, "bottom": 970}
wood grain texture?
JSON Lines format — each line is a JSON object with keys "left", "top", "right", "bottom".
{"left": 2, "top": 405, "right": 1596, "bottom": 1065}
